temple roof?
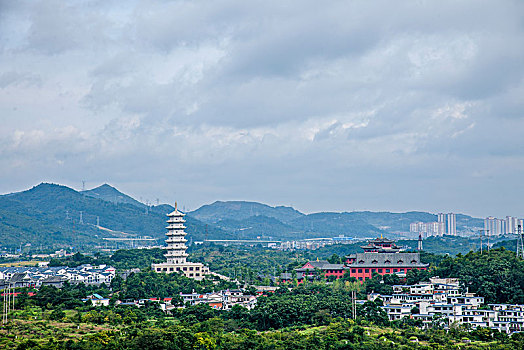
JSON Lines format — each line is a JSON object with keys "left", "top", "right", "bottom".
{"left": 295, "top": 260, "right": 347, "bottom": 271}
{"left": 347, "top": 252, "right": 429, "bottom": 268}
{"left": 367, "top": 237, "right": 395, "bottom": 244}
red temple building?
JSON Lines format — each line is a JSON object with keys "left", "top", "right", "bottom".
{"left": 345, "top": 237, "right": 428, "bottom": 282}
{"left": 279, "top": 236, "right": 428, "bottom": 284}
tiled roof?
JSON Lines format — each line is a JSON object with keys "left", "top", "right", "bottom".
{"left": 296, "top": 261, "right": 346, "bottom": 271}
{"left": 348, "top": 252, "right": 428, "bottom": 267}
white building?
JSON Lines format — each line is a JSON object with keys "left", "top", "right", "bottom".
{"left": 152, "top": 203, "right": 209, "bottom": 280}
{"left": 369, "top": 276, "right": 524, "bottom": 334}
{"left": 409, "top": 221, "right": 445, "bottom": 237}
{"left": 447, "top": 213, "right": 456, "bottom": 236}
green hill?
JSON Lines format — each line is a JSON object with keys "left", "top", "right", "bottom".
{"left": 188, "top": 202, "right": 484, "bottom": 239}
{"left": 0, "top": 183, "right": 229, "bottom": 249}
{"left": 214, "top": 215, "right": 303, "bottom": 240}
{"left": 290, "top": 212, "right": 384, "bottom": 238}
{"left": 189, "top": 200, "right": 304, "bottom": 224}
{"left": 81, "top": 183, "right": 145, "bottom": 207}
{"left": 0, "top": 183, "right": 486, "bottom": 250}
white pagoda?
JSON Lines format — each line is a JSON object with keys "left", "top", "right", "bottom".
{"left": 152, "top": 203, "right": 208, "bottom": 280}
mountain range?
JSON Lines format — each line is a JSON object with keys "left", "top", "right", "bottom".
{"left": 0, "top": 183, "right": 484, "bottom": 249}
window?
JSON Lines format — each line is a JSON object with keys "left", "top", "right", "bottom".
{"left": 384, "top": 260, "right": 391, "bottom": 264}
{"left": 393, "top": 269, "right": 398, "bottom": 272}
{"left": 183, "top": 267, "right": 187, "bottom": 271}
{"left": 189, "top": 267, "right": 194, "bottom": 271}
{"left": 358, "top": 269, "right": 362, "bottom": 273}
{"left": 163, "top": 268, "right": 167, "bottom": 272}
{"left": 365, "top": 269, "right": 369, "bottom": 273}
{"left": 169, "top": 268, "right": 173, "bottom": 272}
{"left": 371, "top": 269, "right": 375, "bottom": 273}
{"left": 378, "top": 269, "right": 383, "bottom": 273}
{"left": 351, "top": 269, "right": 356, "bottom": 273}
{"left": 386, "top": 269, "right": 390, "bottom": 273}
{"left": 176, "top": 267, "right": 180, "bottom": 271}
{"left": 358, "top": 260, "right": 365, "bottom": 264}
{"left": 196, "top": 267, "right": 200, "bottom": 271}
{"left": 372, "top": 260, "right": 378, "bottom": 264}
{"left": 397, "top": 260, "right": 403, "bottom": 264}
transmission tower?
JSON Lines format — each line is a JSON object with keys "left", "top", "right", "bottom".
{"left": 79, "top": 211, "right": 84, "bottom": 224}
{"left": 478, "top": 229, "right": 489, "bottom": 254}
{"left": 2, "top": 281, "right": 15, "bottom": 324}
{"left": 517, "top": 225, "right": 524, "bottom": 259}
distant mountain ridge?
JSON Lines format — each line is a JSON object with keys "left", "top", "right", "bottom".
{"left": 189, "top": 202, "right": 484, "bottom": 239}
{"left": 0, "top": 182, "right": 485, "bottom": 249}
{"left": 0, "top": 183, "right": 230, "bottom": 249}
{"left": 82, "top": 184, "right": 145, "bottom": 207}
{"left": 190, "top": 200, "right": 304, "bottom": 224}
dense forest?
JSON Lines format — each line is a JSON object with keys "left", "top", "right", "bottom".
{"left": 3, "top": 271, "right": 524, "bottom": 349}
{"left": 3, "top": 245, "right": 524, "bottom": 348}
{"left": 2, "top": 278, "right": 524, "bottom": 349}
{"left": 47, "top": 244, "right": 524, "bottom": 305}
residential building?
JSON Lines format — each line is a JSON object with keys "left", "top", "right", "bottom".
{"left": 447, "top": 213, "right": 456, "bottom": 236}
{"left": 368, "top": 277, "right": 524, "bottom": 334}
{"left": 0, "top": 264, "right": 115, "bottom": 287}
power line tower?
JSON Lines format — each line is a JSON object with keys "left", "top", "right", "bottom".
{"left": 517, "top": 224, "right": 524, "bottom": 259}
{"left": 2, "top": 281, "right": 15, "bottom": 324}
{"left": 351, "top": 290, "right": 357, "bottom": 319}
{"left": 79, "top": 211, "right": 84, "bottom": 224}
{"left": 478, "top": 229, "right": 488, "bottom": 254}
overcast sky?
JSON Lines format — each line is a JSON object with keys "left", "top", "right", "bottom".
{"left": 1, "top": 1, "right": 523, "bottom": 217}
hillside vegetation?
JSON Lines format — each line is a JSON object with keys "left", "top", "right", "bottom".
{"left": 0, "top": 183, "right": 229, "bottom": 249}
{"left": 0, "top": 182, "right": 485, "bottom": 249}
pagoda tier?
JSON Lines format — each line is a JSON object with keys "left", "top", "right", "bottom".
{"left": 165, "top": 252, "right": 188, "bottom": 257}
{"left": 166, "top": 231, "right": 186, "bottom": 236}
{"left": 166, "top": 225, "right": 187, "bottom": 230}
{"left": 166, "top": 238, "right": 187, "bottom": 243}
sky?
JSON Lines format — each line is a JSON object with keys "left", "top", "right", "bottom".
{"left": 1, "top": 0, "right": 524, "bottom": 217}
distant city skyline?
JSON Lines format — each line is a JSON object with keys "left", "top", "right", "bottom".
{"left": 1, "top": 1, "right": 524, "bottom": 218}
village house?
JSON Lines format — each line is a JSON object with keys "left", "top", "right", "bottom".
{"left": 367, "top": 276, "right": 524, "bottom": 334}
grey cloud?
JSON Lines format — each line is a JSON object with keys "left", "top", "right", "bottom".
{"left": 1, "top": 0, "right": 524, "bottom": 217}
{"left": 0, "top": 71, "right": 41, "bottom": 88}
